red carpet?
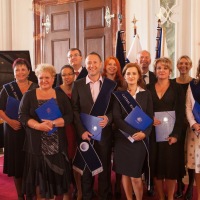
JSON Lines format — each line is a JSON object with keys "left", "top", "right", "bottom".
{"left": 0, "top": 155, "right": 197, "bottom": 200}
{"left": 0, "top": 156, "right": 16, "bottom": 200}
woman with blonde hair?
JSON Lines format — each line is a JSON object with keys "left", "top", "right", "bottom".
{"left": 147, "top": 57, "right": 185, "bottom": 200}
{"left": 19, "top": 64, "right": 73, "bottom": 200}
{"left": 173, "top": 55, "right": 194, "bottom": 200}
{"left": 186, "top": 59, "right": 200, "bottom": 200}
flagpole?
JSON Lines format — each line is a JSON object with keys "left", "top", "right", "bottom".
{"left": 126, "top": 15, "right": 142, "bottom": 63}
{"left": 115, "top": 13, "right": 126, "bottom": 69}
{"left": 132, "top": 15, "right": 138, "bottom": 37}
{"left": 155, "top": 18, "right": 162, "bottom": 59}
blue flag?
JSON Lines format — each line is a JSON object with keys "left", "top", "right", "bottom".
{"left": 155, "top": 23, "right": 168, "bottom": 59}
{"left": 115, "top": 30, "right": 125, "bottom": 69}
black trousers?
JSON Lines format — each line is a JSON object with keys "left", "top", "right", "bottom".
{"left": 82, "top": 139, "right": 112, "bottom": 200}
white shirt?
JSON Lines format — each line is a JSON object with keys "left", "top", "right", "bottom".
{"left": 86, "top": 75, "right": 103, "bottom": 102}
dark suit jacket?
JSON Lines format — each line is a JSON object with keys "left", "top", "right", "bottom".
{"left": 77, "top": 67, "right": 88, "bottom": 80}
{"left": 71, "top": 77, "right": 114, "bottom": 142}
{"left": 149, "top": 71, "right": 157, "bottom": 84}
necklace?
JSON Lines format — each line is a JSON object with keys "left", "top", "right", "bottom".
{"left": 127, "top": 87, "right": 137, "bottom": 96}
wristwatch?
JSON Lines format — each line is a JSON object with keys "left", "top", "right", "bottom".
{"left": 52, "top": 121, "right": 56, "bottom": 128}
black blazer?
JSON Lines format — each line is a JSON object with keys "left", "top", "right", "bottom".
{"left": 113, "top": 89, "right": 153, "bottom": 138}
{"left": 77, "top": 67, "right": 88, "bottom": 80}
{"left": 149, "top": 71, "right": 157, "bottom": 84}
{"left": 71, "top": 77, "right": 114, "bottom": 142}
{"left": 19, "top": 89, "right": 73, "bottom": 154}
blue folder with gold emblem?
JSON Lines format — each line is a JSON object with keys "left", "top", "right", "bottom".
{"left": 6, "top": 96, "right": 20, "bottom": 120}
{"left": 192, "top": 101, "right": 200, "bottom": 123}
{"left": 80, "top": 113, "right": 102, "bottom": 141}
{"left": 125, "top": 106, "right": 153, "bottom": 131}
{"left": 35, "top": 98, "right": 62, "bottom": 135}
{"left": 154, "top": 111, "right": 175, "bottom": 142}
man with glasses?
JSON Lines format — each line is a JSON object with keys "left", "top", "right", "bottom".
{"left": 67, "top": 48, "right": 88, "bottom": 80}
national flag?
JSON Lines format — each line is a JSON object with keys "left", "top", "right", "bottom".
{"left": 115, "top": 30, "right": 126, "bottom": 69}
{"left": 126, "top": 34, "right": 142, "bottom": 63}
{"left": 155, "top": 23, "right": 168, "bottom": 58}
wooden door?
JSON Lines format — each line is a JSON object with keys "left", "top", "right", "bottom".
{"left": 44, "top": 3, "right": 76, "bottom": 72}
{"left": 77, "top": 0, "right": 112, "bottom": 61}
{"left": 34, "top": 0, "right": 125, "bottom": 71}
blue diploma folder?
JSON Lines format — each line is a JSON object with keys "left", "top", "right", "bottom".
{"left": 125, "top": 106, "right": 153, "bottom": 131}
{"left": 6, "top": 96, "right": 20, "bottom": 120}
{"left": 154, "top": 111, "right": 175, "bottom": 142}
{"left": 80, "top": 113, "right": 102, "bottom": 141}
{"left": 192, "top": 101, "right": 200, "bottom": 123}
{"left": 35, "top": 98, "right": 62, "bottom": 135}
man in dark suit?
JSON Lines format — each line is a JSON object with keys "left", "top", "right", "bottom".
{"left": 72, "top": 52, "right": 116, "bottom": 200}
{"left": 56, "top": 48, "right": 88, "bottom": 87}
{"left": 136, "top": 50, "right": 156, "bottom": 197}
{"left": 136, "top": 50, "right": 157, "bottom": 84}
{"left": 67, "top": 48, "right": 88, "bottom": 80}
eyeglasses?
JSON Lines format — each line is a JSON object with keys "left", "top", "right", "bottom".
{"left": 67, "top": 53, "right": 80, "bottom": 59}
{"left": 61, "top": 73, "right": 74, "bottom": 77}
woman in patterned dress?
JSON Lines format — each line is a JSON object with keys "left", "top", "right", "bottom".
{"left": 186, "top": 59, "right": 200, "bottom": 200}
{"left": 19, "top": 64, "right": 73, "bottom": 200}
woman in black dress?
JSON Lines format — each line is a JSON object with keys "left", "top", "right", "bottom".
{"left": 113, "top": 63, "right": 153, "bottom": 200}
{"left": 56, "top": 65, "right": 82, "bottom": 200}
{"left": 173, "top": 55, "right": 195, "bottom": 200}
{"left": 19, "top": 64, "right": 73, "bottom": 200}
{"left": 0, "top": 58, "right": 38, "bottom": 200}
{"left": 147, "top": 57, "right": 185, "bottom": 200}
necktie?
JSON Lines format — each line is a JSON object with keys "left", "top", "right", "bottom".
{"left": 142, "top": 75, "right": 147, "bottom": 83}
{"left": 75, "top": 71, "right": 80, "bottom": 76}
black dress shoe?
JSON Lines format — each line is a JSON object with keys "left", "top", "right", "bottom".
{"left": 18, "top": 195, "right": 25, "bottom": 200}
{"left": 174, "top": 181, "right": 185, "bottom": 199}
{"left": 147, "top": 186, "right": 155, "bottom": 197}
{"left": 175, "top": 191, "right": 183, "bottom": 199}
{"left": 184, "top": 186, "right": 193, "bottom": 200}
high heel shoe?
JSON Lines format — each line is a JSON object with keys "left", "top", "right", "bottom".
{"left": 18, "top": 195, "right": 25, "bottom": 200}
{"left": 114, "top": 183, "right": 122, "bottom": 199}
{"left": 184, "top": 185, "right": 193, "bottom": 200}
{"left": 174, "top": 181, "right": 185, "bottom": 199}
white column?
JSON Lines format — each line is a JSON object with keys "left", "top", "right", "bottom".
{"left": 11, "top": 0, "right": 34, "bottom": 68}
{"left": 190, "top": 0, "right": 200, "bottom": 77}
{"left": 0, "top": 0, "right": 12, "bottom": 49}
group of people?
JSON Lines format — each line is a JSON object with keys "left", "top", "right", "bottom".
{"left": 0, "top": 48, "right": 200, "bottom": 200}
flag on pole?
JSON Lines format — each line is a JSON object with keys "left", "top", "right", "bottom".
{"left": 155, "top": 20, "right": 168, "bottom": 58}
{"left": 126, "top": 34, "right": 142, "bottom": 63}
{"left": 115, "top": 30, "right": 126, "bottom": 69}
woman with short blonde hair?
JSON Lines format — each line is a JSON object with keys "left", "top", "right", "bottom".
{"left": 19, "top": 63, "right": 73, "bottom": 200}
